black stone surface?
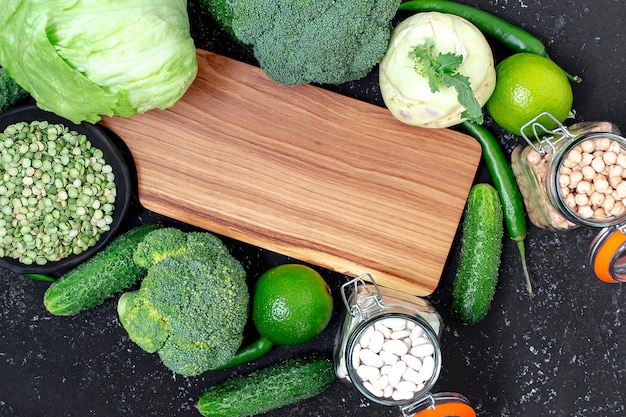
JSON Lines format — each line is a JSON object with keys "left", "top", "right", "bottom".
{"left": 1, "top": 1, "right": 625, "bottom": 416}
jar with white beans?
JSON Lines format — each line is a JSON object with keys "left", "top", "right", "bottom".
{"left": 334, "top": 274, "right": 476, "bottom": 417}
{"left": 511, "top": 114, "right": 625, "bottom": 230}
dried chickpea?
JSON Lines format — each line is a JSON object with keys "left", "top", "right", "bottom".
{"left": 589, "top": 191, "right": 605, "bottom": 207}
{"left": 615, "top": 182, "right": 626, "bottom": 199}
{"left": 581, "top": 165, "right": 596, "bottom": 180}
{"left": 597, "top": 137, "right": 612, "bottom": 150}
{"left": 580, "top": 152, "right": 594, "bottom": 167}
{"left": 577, "top": 205, "right": 594, "bottom": 218}
{"left": 574, "top": 193, "right": 589, "bottom": 206}
{"left": 591, "top": 156, "right": 606, "bottom": 173}
{"left": 569, "top": 170, "right": 583, "bottom": 188}
{"left": 608, "top": 164, "right": 623, "bottom": 177}
{"left": 576, "top": 180, "right": 592, "bottom": 195}
{"left": 581, "top": 140, "right": 596, "bottom": 153}
{"left": 603, "top": 151, "right": 618, "bottom": 165}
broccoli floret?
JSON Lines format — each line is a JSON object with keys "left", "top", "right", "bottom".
{"left": 203, "top": 0, "right": 400, "bottom": 85}
{"left": 118, "top": 228, "right": 249, "bottom": 376}
{"left": 0, "top": 67, "right": 29, "bottom": 112}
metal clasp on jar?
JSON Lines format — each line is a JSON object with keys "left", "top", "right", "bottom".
{"left": 340, "top": 273, "right": 384, "bottom": 321}
{"left": 520, "top": 111, "right": 574, "bottom": 155}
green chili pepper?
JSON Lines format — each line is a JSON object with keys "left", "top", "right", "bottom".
{"left": 214, "top": 335, "right": 275, "bottom": 371}
{"left": 23, "top": 273, "right": 56, "bottom": 282}
{"left": 398, "top": 0, "right": 581, "bottom": 83}
{"left": 462, "top": 121, "right": 533, "bottom": 295}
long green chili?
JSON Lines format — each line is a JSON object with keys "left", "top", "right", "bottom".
{"left": 462, "top": 121, "right": 533, "bottom": 295}
{"left": 398, "top": 0, "right": 581, "bottom": 83}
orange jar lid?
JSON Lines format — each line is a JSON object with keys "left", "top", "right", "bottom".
{"left": 588, "top": 226, "right": 626, "bottom": 283}
{"left": 404, "top": 393, "right": 476, "bottom": 417}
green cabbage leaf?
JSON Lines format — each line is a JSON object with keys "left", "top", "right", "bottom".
{"left": 0, "top": 0, "right": 197, "bottom": 124}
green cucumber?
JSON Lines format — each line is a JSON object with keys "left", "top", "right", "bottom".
{"left": 43, "top": 223, "right": 160, "bottom": 316}
{"left": 452, "top": 183, "right": 504, "bottom": 325}
{"left": 197, "top": 353, "right": 336, "bottom": 417}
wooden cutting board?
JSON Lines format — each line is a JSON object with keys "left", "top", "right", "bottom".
{"left": 101, "top": 49, "right": 482, "bottom": 296}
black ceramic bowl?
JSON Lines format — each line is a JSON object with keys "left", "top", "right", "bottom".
{"left": 0, "top": 104, "right": 132, "bottom": 275}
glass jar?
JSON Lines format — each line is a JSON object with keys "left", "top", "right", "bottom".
{"left": 511, "top": 112, "right": 625, "bottom": 231}
{"left": 334, "top": 274, "right": 476, "bottom": 417}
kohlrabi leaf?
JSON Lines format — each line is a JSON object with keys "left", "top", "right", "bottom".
{"left": 410, "top": 39, "right": 484, "bottom": 124}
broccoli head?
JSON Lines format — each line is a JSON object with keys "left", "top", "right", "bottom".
{"left": 118, "top": 228, "right": 249, "bottom": 376}
{"left": 204, "top": 0, "right": 401, "bottom": 85}
{"left": 1, "top": 67, "right": 29, "bottom": 112}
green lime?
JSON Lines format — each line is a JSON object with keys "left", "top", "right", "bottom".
{"left": 252, "top": 264, "right": 333, "bottom": 345}
{"left": 486, "top": 53, "right": 573, "bottom": 135}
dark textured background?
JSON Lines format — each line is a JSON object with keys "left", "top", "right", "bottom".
{"left": 1, "top": 1, "right": 624, "bottom": 416}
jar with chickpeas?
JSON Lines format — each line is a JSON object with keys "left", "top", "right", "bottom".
{"left": 512, "top": 113, "right": 626, "bottom": 283}
{"left": 511, "top": 114, "right": 625, "bottom": 230}
{"left": 334, "top": 274, "right": 476, "bottom": 417}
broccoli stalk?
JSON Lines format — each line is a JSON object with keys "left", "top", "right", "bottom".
{"left": 201, "top": 0, "right": 401, "bottom": 85}
{"left": 117, "top": 228, "right": 250, "bottom": 377}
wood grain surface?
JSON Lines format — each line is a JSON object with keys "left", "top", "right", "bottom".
{"left": 101, "top": 49, "right": 482, "bottom": 296}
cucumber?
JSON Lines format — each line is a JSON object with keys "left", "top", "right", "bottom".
{"left": 197, "top": 353, "right": 336, "bottom": 417}
{"left": 452, "top": 183, "right": 504, "bottom": 325}
{"left": 43, "top": 223, "right": 160, "bottom": 316}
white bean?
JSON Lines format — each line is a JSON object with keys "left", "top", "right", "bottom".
{"left": 360, "top": 348, "right": 384, "bottom": 368}
{"left": 371, "top": 374, "right": 390, "bottom": 391}
{"left": 379, "top": 350, "right": 399, "bottom": 365}
{"left": 352, "top": 343, "right": 362, "bottom": 368}
{"left": 402, "top": 354, "right": 423, "bottom": 371}
{"left": 356, "top": 365, "right": 380, "bottom": 381}
{"left": 381, "top": 317, "right": 408, "bottom": 330}
{"left": 410, "top": 342, "right": 435, "bottom": 358}
{"left": 392, "top": 389, "right": 415, "bottom": 401}
{"left": 363, "top": 381, "right": 384, "bottom": 398}
{"left": 387, "top": 360, "right": 407, "bottom": 386}
{"left": 359, "top": 325, "right": 374, "bottom": 349}
{"left": 419, "top": 355, "right": 436, "bottom": 382}
{"left": 374, "top": 321, "right": 392, "bottom": 339}
{"left": 395, "top": 380, "right": 418, "bottom": 393}
{"left": 383, "top": 339, "right": 409, "bottom": 356}
{"left": 410, "top": 326, "right": 424, "bottom": 341}
{"left": 390, "top": 329, "right": 411, "bottom": 340}
{"left": 402, "top": 366, "right": 423, "bottom": 384}
{"left": 368, "top": 330, "right": 385, "bottom": 353}
{"left": 411, "top": 336, "right": 430, "bottom": 347}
